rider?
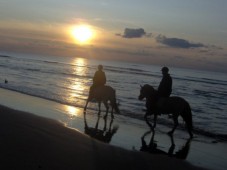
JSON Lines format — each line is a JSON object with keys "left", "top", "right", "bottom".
{"left": 156, "top": 66, "right": 172, "bottom": 110}
{"left": 157, "top": 66, "right": 172, "bottom": 98}
{"left": 90, "top": 65, "right": 106, "bottom": 93}
{"left": 143, "top": 67, "right": 172, "bottom": 115}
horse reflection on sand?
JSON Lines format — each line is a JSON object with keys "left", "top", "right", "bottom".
{"left": 139, "top": 84, "right": 193, "bottom": 138}
{"left": 84, "top": 111, "right": 119, "bottom": 143}
{"left": 84, "top": 85, "right": 120, "bottom": 119}
{"left": 140, "top": 130, "right": 191, "bottom": 160}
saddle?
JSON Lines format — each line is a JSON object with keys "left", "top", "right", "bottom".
{"left": 156, "top": 97, "right": 168, "bottom": 109}
{"left": 146, "top": 97, "right": 169, "bottom": 115}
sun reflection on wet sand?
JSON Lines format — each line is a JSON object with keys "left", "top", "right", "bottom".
{"left": 64, "top": 105, "right": 82, "bottom": 118}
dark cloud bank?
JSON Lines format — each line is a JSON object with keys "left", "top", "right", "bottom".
{"left": 117, "top": 28, "right": 151, "bottom": 38}
{"left": 117, "top": 28, "right": 220, "bottom": 50}
{"left": 156, "top": 35, "right": 205, "bottom": 48}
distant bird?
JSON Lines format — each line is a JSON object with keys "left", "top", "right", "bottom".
{"left": 5, "top": 79, "right": 8, "bottom": 84}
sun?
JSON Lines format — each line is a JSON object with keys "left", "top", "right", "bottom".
{"left": 71, "top": 25, "right": 93, "bottom": 44}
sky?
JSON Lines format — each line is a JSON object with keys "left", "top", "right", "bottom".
{"left": 0, "top": 0, "right": 227, "bottom": 72}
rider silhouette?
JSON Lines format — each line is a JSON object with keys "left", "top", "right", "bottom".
{"left": 93, "top": 65, "right": 106, "bottom": 87}
{"left": 90, "top": 65, "right": 106, "bottom": 93}
{"left": 156, "top": 67, "right": 172, "bottom": 109}
{"left": 157, "top": 67, "right": 172, "bottom": 98}
{"left": 146, "top": 67, "right": 172, "bottom": 114}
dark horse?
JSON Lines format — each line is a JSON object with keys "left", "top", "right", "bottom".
{"left": 84, "top": 85, "right": 120, "bottom": 118}
{"left": 138, "top": 84, "right": 193, "bottom": 138}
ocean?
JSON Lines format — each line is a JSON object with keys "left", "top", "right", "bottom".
{"left": 0, "top": 53, "right": 227, "bottom": 140}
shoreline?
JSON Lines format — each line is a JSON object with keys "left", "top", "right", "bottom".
{"left": 1, "top": 86, "right": 226, "bottom": 142}
{"left": 0, "top": 88, "right": 227, "bottom": 170}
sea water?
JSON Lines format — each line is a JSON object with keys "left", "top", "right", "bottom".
{"left": 0, "top": 53, "right": 226, "bottom": 140}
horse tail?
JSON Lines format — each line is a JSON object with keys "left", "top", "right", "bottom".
{"left": 112, "top": 90, "right": 120, "bottom": 114}
{"left": 181, "top": 101, "right": 193, "bottom": 137}
{"left": 114, "top": 103, "right": 120, "bottom": 114}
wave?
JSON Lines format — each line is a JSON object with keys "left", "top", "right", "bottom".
{"left": 4, "top": 54, "right": 227, "bottom": 87}
{"left": 0, "top": 55, "right": 11, "bottom": 58}
{"left": 175, "top": 76, "right": 227, "bottom": 86}
{"left": 25, "top": 68, "right": 41, "bottom": 72}
{"left": 43, "top": 61, "right": 60, "bottom": 64}
{"left": 193, "top": 127, "right": 227, "bottom": 142}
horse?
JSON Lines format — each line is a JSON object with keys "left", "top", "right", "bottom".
{"left": 84, "top": 85, "right": 120, "bottom": 118}
{"left": 138, "top": 84, "right": 193, "bottom": 138}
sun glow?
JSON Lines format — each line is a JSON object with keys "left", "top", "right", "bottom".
{"left": 71, "top": 25, "right": 94, "bottom": 44}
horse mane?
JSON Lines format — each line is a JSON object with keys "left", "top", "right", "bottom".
{"left": 144, "top": 84, "right": 155, "bottom": 89}
{"left": 143, "top": 84, "right": 156, "bottom": 94}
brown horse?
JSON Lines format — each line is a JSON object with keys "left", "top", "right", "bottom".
{"left": 84, "top": 85, "right": 120, "bottom": 118}
{"left": 138, "top": 84, "right": 193, "bottom": 138}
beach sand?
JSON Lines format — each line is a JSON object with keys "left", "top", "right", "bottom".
{"left": 0, "top": 88, "right": 226, "bottom": 170}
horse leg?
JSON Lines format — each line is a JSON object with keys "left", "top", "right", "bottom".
{"left": 103, "top": 101, "right": 109, "bottom": 119}
{"left": 110, "top": 100, "right": 115, "bottom": 119}
{"left": 168, "top": 116, "right": 179, "bottom": 136}
{"left": 144, "top": 114, "right": 154, "bottom": 130}
{"left": 153, "top": 113, "right": 157, "bottom": 128}
{"left": 111, "top": 106, "right": 114, "bottom": 119}
{"left": 98, "top": 101, "right": 101, "bottom": 113}
{"left": 168, "top": 135, "right": 175, "bottom": 156}
{"left": 95, "top": 115, "right": 100, "bottom": 129}
{"left": 84, "top": 98, "right": 90, "bottom": 111}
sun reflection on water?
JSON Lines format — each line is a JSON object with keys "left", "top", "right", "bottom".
{"left": 67, "top": 58, "right": 90, "bottom": 103}
{"left": 72, "top": 58, "right": 88, "bottom": 76}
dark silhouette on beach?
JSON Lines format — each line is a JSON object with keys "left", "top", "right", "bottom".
{"left": 145, "top": 67, "right": 172, "bottom": 116}
{"left": 158, "top": 66, "right": 172, "bottom": 98}
{"left": 5, "top": 79, "right": 8, "bottom": 84}
{"left": 90, "top": 64, "right": 106, "bottom": 92}
{"left": 140, "top": 130, "right": 191, "bottom": 160}
{"left": 138, "top": 84, "right": 193, "bottom": 138}
{"left": 84, "top": 65, "right": 120, "bottom": 118}
{"left": 84, "top": 85, "right": 120, "bottom": 118}
{"left": 84, "top": 111, "right": 119, "bottom": 143}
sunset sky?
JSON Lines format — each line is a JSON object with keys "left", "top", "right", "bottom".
{"left": 0, "top": 0, "right": 227, "bottom": 72}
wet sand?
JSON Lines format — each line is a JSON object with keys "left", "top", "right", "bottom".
{"left": 0, "top": 88, "right": 226, "bottom": 170}
{"left": 0, "top": 105, "right": 206, "bottom": 170}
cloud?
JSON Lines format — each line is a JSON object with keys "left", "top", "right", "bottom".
{"left": 117, "top": 28, "right": 149, "bottom": 38}
{"left": 156, "top": 35, "right": 205, "bottom": 48}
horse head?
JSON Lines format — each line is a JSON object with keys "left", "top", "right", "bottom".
{"left": 138, "top": 84, "right": 155, "bottom": 100}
